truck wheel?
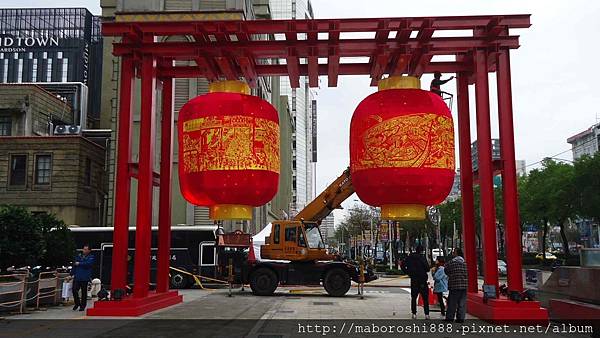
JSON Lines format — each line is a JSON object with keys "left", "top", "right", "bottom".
{"left": 170, "top": 271, "right": 190, "bottom": 289}
{"left": 250, "top": 268, "right": 278, "bottom": 296}
{"left": 324, "top": 268, "right": 350, "bottom": 297}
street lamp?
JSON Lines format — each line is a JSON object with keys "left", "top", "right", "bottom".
{"left": 428, "top": 206, "right": 441, "bottom": 261}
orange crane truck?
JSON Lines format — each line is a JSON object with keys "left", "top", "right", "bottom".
{"left": 216, "top": 168, "right": 378, "bottom": 296}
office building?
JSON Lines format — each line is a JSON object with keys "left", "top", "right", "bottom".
{"left": 269, "top": 0, "right": 317, "bottom": 215}
{"left": 0, "top": 8, "right": 102, "bottom": 129}
{"left": 321, "top": 213, "right": 335, "bottom": 240}
{"left": 567, "top": 122, "right": 600, "bottom": 160}
{"left": 0, "top": 84, "right": 107, "bottom": 225}
{"left": 100, "top": 0, "right": 293, "bottom": 233}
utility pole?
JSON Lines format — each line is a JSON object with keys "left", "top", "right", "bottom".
{"left": 388, "top": 220, "right": 393, "bottom": 269}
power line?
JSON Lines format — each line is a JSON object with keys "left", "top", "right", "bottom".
{"left": 525, "top": 134, "right": 598, "bottom": 168}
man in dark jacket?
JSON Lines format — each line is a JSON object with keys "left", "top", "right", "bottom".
{"left": 401, "top": 245, "right": 430, "bottom": 319}
{"left": 71, "top": 244, "right": 95, "bottom": 311}
{"left": 444, "top": 247, "right": 468, "bottom": 322}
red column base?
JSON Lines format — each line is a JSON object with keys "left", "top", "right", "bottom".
{"left": 86, "top": 291, "right": 182, "bottom": 317}
{"left": 467, "top": 292, "right": 549, "bottom": 324}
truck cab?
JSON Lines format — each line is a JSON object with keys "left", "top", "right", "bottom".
{"left": 260, "top": 220, "right": 335, "bottom": 262}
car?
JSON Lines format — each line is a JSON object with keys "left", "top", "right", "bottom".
{"left": 497, "top": 260, "right": 507, "bottom": 276}
{"left": 535, "top": 252, "right": 557, "bottom": 260}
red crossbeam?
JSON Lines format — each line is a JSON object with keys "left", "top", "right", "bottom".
{"left": 104, "top": 15, "right": 530, "bottom": 87}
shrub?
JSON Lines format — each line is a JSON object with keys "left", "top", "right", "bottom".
{"left": 0, "top": 205, "right": 75, "bottom": 270}
{"left": 33, "top": 212, "right": 76, "bottom": 268}
{"left": 0, "top": 206, "right": 44, "bottom": 270}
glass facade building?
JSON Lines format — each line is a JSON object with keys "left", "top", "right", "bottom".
{"left": 0, "top": 8, "right": 102, "bottom": 126}
{"left": 269, "top": 0, "right": 317, "bottom": 213}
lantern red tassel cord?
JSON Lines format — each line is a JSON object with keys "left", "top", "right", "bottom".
{"left": 350, "top": 76, "right": 455, "bottom": 220}
{"left": 177, "top": 80, "right": 280, "bottom": 220}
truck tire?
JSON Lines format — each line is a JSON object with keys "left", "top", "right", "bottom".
{"left": 323, "top": 268, "right": 351, "bottom": 297}
{"left": 250, "top": 268, "right": 278, "bottom": 296}
{"left": 170, "top": 271, "right": 190, "bottom": 289}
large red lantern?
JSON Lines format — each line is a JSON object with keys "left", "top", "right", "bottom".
{"left": 350, "top": 76, "right": 455, "bottom": 220}
{"left": 177, "top": 80, "right": 280, "bottom": 220}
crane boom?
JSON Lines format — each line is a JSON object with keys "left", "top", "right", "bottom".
{"left": 293, "top": 167, "right": 354, "bottom": 222}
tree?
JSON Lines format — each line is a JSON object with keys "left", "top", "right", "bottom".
{"left": 34, "top": 212, "right": 76, "bottom": 267}
{"left": 0, "top": 205, "right": 76, "bottom": 270}
{"left": 0, "top": 205, "right": 44, "bottom": 270}
{"left": 519, "top": 159, "right": 576, "bottom": 261}
{"left": 336, "top": 205, "right": 377, "bottom": 259}
{"left": 437, "top": 198, "right": 462, "bottom": 251}
{"left": 574, "top": 153, "right": 600, "bottom": 223}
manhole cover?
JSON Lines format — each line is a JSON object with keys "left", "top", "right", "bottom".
{"left": 312, "top": 301, "right": 334, "bottom": 305}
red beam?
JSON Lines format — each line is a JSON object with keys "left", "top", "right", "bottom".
{"left": 159, "top": 61, "right": 469, "bottom": 80}
{"left": 308, "top": 55, "right": 319, "bottom": 88}
{"left": 327, "top": 54, "right": 340, "bottom": 87}
{"left": 110, "top": 53, "right": 135, "bottom": 292}
{"left": 111, "top": 36, "right": 522, "bottom": 58}
{"left": 457, "top": 72, "right": 478, "bottom": 293}
{"left": 102, "top": 15, "right": 531, "bottom": 37}
{"left": 214, "top": 56, "right": 238, "bottom": 80}
{"left": 236, "top": 56, "right": 258, "bottom": 87}
{"left": 129, "top": 163, "right": 161, "bottom": 187}
{"left": 194, "top": 57, "right": 218, "bottom": 82}
{"left": 286, "top": 55, "right": 300, "bottom": 88}
{"left": 369, "top": 53, "right": 390, "bottom": 86}
{"left": 156, "top": 68, "right": 173, "bottom": 294}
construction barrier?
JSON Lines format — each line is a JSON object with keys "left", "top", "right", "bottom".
{"left": 1, "top": 270, "right": 69, "bottom": 313}
{"left": 0, "top": 273, "right": 28, "bottom": 313}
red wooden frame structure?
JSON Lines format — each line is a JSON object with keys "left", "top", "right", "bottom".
{"left": 89, "top": 14, "right": 548, "bottom": 322}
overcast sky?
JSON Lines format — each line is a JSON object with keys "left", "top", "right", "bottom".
{"left": 10, "top": 1, "right": 600, "bottom": 225}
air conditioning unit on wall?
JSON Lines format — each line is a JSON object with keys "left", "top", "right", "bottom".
{"left": 54, "top": 125, "right": 81, "bottom": 135}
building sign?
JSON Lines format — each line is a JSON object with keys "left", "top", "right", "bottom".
{"left": 311, "top": 99, "right": 317, "bottom": 163}
{"left": 0, "top": 36, "right": 60, "bottom": 52}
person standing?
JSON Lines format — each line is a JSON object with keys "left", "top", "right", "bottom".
{"left": 71, "top": 244, "right": 95, "bottom": 311}
{"left": 432, "top": 256, "right": 448, "bottom": 318}
{"left": 402, "top": 245, "right": 431, "bottom": 320}
{"left": 444, "top": 248, "right": 468, "bottom": 322}
{"left": 430, "top": 71, "right": 454, "bottom": 97}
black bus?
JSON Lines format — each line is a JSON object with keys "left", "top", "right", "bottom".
{"left": 69, "top": 226, "right": 218, "bottom": 289}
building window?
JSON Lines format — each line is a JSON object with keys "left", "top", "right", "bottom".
{"left": 2, "top": 59, "right": 7, "bottom": 82}
{"left": 46, "top": 59, "right": 52, "bottom": 82}
{"left": 17, "top": 59, "right": 23, "bottom": 83}
{"left": 84, "top": 158, "right": 92, "bottom": 186}
{"left": 61, "top": 58, "right": 68, "bottom": 82}
{"left": 9, "top": 154, "right": 27, "bottom": 187}
{"left": 35, "top": 154, "right": 52, "bottom": 185}
{"left": 32, "top": 58, "right": 38, "bottom": 82}
{"left": 0, "top": 116, "right": 11, "bottom": 136}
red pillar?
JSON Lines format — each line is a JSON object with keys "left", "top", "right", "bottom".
{"left": 110, "top": 55, "right": 135, "bottom": 291}
{"left": 474, "top": 49, "right": 499, "bottom": 291}
{"left": 156, "top": 69, "right": 174, "bottom": 293}
{"left": 496, "top": 50, "right": 524, "bottom": 293}
{"left": 456, "top": 72, "right": 478, "bottom": 293}
{"left": 133, "top": 51, "right": 157, "bottom": 298}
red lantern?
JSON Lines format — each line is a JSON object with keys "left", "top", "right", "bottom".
{"left": 350, "top": 76, "right": 455, "bottom": 220}
{"left": 177, "top": 80, "right": 280, "bottom": 220}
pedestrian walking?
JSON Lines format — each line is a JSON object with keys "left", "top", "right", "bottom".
{"left": 444, "top": 248, "right": 468, "bottom": 322}
{"left": 432, "top": 256, "right": 448, "bottom": 318}
{"left": 71, "top": 244, "right": 95, "bottom": 311}
{"left": 401, "top": 245, "right": 431, "bottom": 320}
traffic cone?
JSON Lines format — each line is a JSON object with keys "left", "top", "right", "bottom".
{"left": 248, "top": 239, "right": 257, "bottom": 263}
{"left": 418, "top": 284, "right": 438, "bottom": 307}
